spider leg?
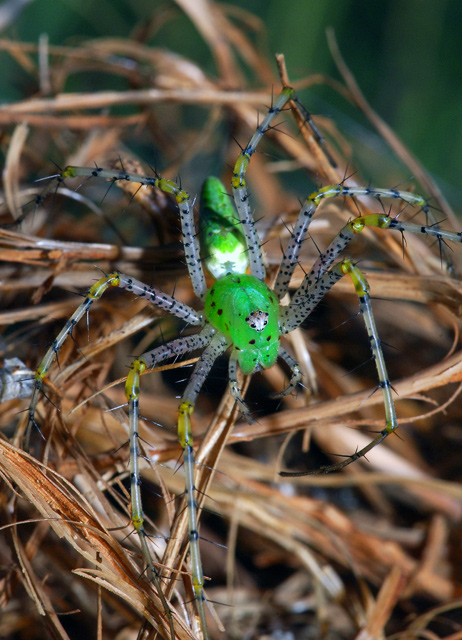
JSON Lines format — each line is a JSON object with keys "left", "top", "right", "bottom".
{"left": 274, "top": 197, "right": 318, "bottom": 300}
{"left": 281, "top": 259, "right": 398, "bottom": 476}
{"left": 228, "top": 350, "right": 252, "bottom": 420}
{"left": 125, "top": 328, "right": 215, "bottom": 638}
{"left": 231, "top": 87, "right": 296, "bottom": 281}
{"left": 293, "top": 211, "right": 462, "bottom": 307}
{"left": 279, "top": 200, "right": 461, "bottom": 471}
{"left": 273, "top": 347, "right": 302, "bottom": 397}
{"left": 228, "top": 347, "right": 301, "bottom": 415}
{"left": 387, "top": 218, "right": 462, "bottom": 245}
{"left": 55, "top": 166, "right": 209, "bottom": 299}
{"left": 24, "top": 271, "right": 202, "bottom": 451}
{"left": 280, "top": 266, "right": 344, "bottom": 334}
{"left": 274, "top": 183, "right": 457, "bottom": 303}
{"left": 25, "top": 272, "right": 205, "bottom": 638}
{"left": 176, "top": 333, "right": 230, "bottom": 638}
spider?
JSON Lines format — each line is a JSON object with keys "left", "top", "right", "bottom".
{"left": 23, "top": 85, "right": 462, "bottom": 640}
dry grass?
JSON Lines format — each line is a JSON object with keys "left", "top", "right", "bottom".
{"left": 1, "top": 2, "right": 462, "bottom": 639}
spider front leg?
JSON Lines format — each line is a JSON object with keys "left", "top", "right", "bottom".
{"left": 231, "top": 87, "right": 296, "bottom": 281}
{"left": 56, "top": 166, "right": 209, "bottom": 300}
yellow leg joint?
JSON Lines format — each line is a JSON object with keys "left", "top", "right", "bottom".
{"left": 35, "top": 363, "right": 46, "bottom": 382}
{"left": 312, "top": 184, "right": 339, "bottom": 204}
{"left": 62, "top": 166, "right": 77, "bottom": 178}
{"left": 232, "top": 155, "right": 250, "bottom": 188}
{"left": 125, "top": 358, "right": 147, "bottom": 401}
{"left": 281, "top": 85, "right": 295, "bottom": 101}
{"left": 132, "top": 513, "right": 144, "bottom": 533}
{"left": 178, "top": 401, "right": 194, "bottom": 449}
{"left": 350, "top": 213, "right": 391, "bottom": 234}
{"left": 155, "top": 176, "right": 189, "bottom": 203}
{"left": 350, "top": 219, "right": 366, "bottom": 234}
{"left": 192, "top": 578, "right": 204, "bottom": 597}
{"left": 341, "top": 259, "right": 369, "bottom": 296}
{"left": 88, "top": 272, "right": 121, "bottom": 299}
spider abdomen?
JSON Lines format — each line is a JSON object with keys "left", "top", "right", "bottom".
{"left": 204, "top": 273, "right": 280, "bottom": 374}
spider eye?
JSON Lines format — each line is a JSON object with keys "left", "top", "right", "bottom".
{"left": 245, "top": 309, "right": 269, "bottom": 332}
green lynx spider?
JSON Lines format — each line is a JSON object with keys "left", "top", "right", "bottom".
{"left": 25, "top": 86, "right": 462, "bottom": 639}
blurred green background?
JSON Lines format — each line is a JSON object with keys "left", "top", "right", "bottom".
{"left": 2, "top": 0, "right": 461, "bottom": 210}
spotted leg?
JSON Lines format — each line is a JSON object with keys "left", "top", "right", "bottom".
{"left": 274, "top": 184, "right": 439, "bottom": 302}
{"left": 274, "top": 347, "right": 302, "bottom": 397}
{"left": 25, "top": 272, "right": 202, "bottom": 451}
{"left": 231, "top": 87, "right": 296, "bottom": 281}
{"left": 280, "top": 259, "right": 398, "bottom": 476}
{"left": 176, "top": 333, "right": 230, "bottom": 639}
